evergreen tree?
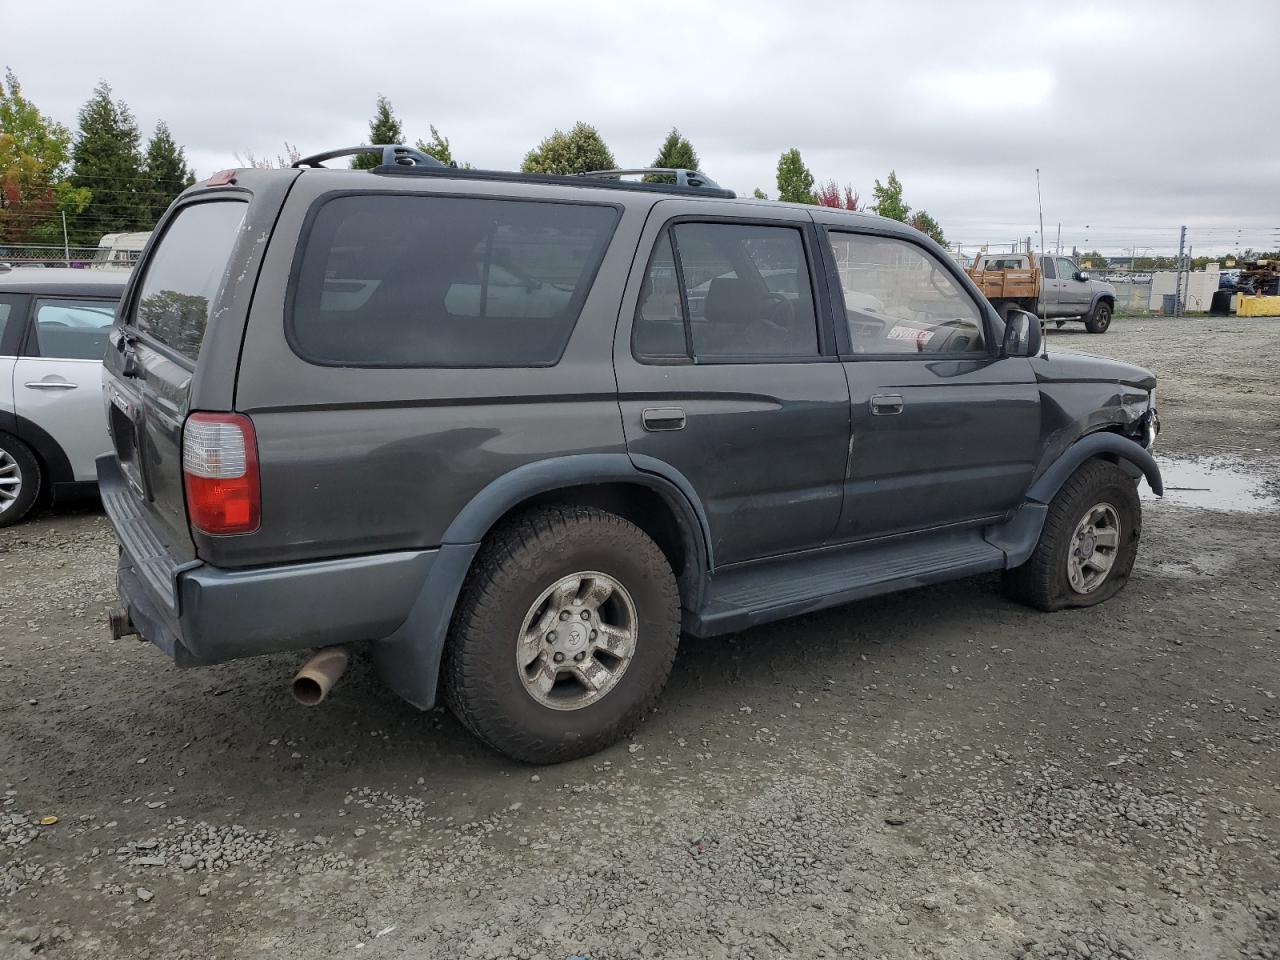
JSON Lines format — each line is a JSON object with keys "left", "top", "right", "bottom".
{"left": 70, "top": 81, "right": 145, "bottom": 242}
{"left": 0, "top": 69, "right": 90, "bottom": 244}
{"left": 908, "top": 209, "right": 946, "bottom": 246}
{"left": 416, "top": 125, "right": 455, "bottom": 166}
{"left": 143, "top": 121, "right": 194, "bottom": 222}
{"left": 646, "top": 127, "right": 698, "bottom": 182}
{"left": 775, "top": 148, "right": 815, "bottom": 204}
{"left": 352, "top": 96, "right": 405, "bottom": 169}
{"left": 521, "top": 122, "right": 615, "bottom": 175}
{"left": 871, "top": 170, "right": 910, "bottom": 222}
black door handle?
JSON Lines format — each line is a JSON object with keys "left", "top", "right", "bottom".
{"left": 870, "top": 394, "right": 904, "bottom": 416}
{"left": 642, "top": 407, "right": 686, "bottom": 432}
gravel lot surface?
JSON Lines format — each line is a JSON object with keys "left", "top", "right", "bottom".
{"left": 2, "top": 317, "right": 1278, "bottom": 960}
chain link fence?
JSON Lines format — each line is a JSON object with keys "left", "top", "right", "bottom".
{"left": 0, "top": 243, "right": 113, "bottom": 269}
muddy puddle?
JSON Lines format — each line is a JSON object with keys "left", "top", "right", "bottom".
{"left": 1144, "top": 456, "right": 1279, "bottom": 512}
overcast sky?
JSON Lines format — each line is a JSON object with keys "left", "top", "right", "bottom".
{"left": 8, "top": 0, "right": 1279, "bottom": 256}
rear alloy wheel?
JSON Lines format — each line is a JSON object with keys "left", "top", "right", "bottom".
{"left": 1003, "top": 459, "right": 1140, "bottom": 611}
{"left": 516, "top": 570, "right": 638, "bottom": 711}
{"left": 444, "top": 505, "right": 680, "bottom": 763}
{"left": 1085, "top": 300, "right": 1113, "bottom": 333}
{"left": 0, "top": 433, "right": 41, "bottom": 528}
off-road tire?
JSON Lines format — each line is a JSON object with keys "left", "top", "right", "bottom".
{"left": 0, "top": 432, "right": 42, "bottom": 528}
{"left": 1003, "top": 459, "right": 1140, "bottom": 612}
{"left": 443, "top": 505, "right": 680, "bottom": 764}
{"left": 1085, "top": 300, "right": 1113, "bottom": 333}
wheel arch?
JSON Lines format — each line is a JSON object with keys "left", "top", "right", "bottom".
{"left": 1, "top": 412, "right": 74, "bottom": 500}
{"left": 372, "top": 453, "right": 713, "bottom": 710}
{"left": 1027, "top": 431, "right": 1162, "bottom": 504}
{"left": 988, "top": 432, "right": 1160, "bottom": 569}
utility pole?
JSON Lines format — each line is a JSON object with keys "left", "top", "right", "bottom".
{"left": 1035, "top": 168, "right": 1047, "bottom": 274}
{"left": 61, "top": 211, "right": 71, "bottom": 267}
{"left": 1174, "top": 225, "right": 1187, "bottom": 318}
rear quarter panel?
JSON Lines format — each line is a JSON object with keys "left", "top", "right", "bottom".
{"left": 222, "top": 173, "right": 648, "bottom": 567}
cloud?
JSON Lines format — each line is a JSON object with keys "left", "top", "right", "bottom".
{"left": 5, "top": 0, "right": 1279, "bottom": 254}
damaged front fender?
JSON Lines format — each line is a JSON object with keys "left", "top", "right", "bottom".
{"left": 1026, "top": 431, "right": 1164, "bottom": 503}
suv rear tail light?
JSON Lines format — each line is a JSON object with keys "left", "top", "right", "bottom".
{"left": 182, "top": 413, "right": 260, "bottom": 535}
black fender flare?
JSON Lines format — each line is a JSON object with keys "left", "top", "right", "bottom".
{"left": 0, "top": 410, "right": 75, "bottom": 486}
{"left": 1027, "top": 431, "right": 1163, "bottom": 503}
{"left": 1089, "top": 292, "right": 1116, "bottom": 316}
{"left": 987, "top": 432, "right": 1162, "bottom": 568}
{"left": 372, "top": 453, "right": 713, "bottom": 709}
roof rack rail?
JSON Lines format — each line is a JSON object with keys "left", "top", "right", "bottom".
{"left": 372, "top": 163, "right": 736, "bottom": 199}
{"left": 579, "top": 168, "right": 726, "bottom": 190}
{"left": 293, "top": 144, "right": 447, "bottom": 169}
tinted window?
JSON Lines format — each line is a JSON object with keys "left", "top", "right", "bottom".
{"left": 632, "top": 232, "right": 687, "bottom": 359}
{"left": 633, "top": 222, "right": 818, "bottom": 361}
{"left": 0, "top": 299, "right": 11, "bottom": 349}
{"left": 32, "top": 298, "right": 117, "bottom": 360}
{"left": 134, "top": 201, "right": 247, "bottom": 361}
{"left": 1041, "top": 257, "right": 1057, "bottom": 279}
{"left": 290, "top": 195, "right": 618, "bottom": 367}
{"left": 829, "top": 232, "right": 985, "bottom": 355}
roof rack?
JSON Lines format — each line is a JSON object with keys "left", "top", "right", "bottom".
{"left": 372, "top": 159, "right": 736, "bottom": 199}
{"left": 293, "top": 145, "right": 447, "bottom": 169}
{"left": 579, "top": 168, "right": 726, "bottom": 191}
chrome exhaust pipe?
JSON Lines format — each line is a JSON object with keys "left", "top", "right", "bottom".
{"left": 291, "top": 646, "right": 349, "bottom": 706}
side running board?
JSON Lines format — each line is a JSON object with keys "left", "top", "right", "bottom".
{"left": 688, "top": 531, "right": 1005, "bottom": 637}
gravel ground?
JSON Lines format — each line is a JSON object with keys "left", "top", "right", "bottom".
{"left": 2, "top": 316, "right": 1278, "bottom": 960}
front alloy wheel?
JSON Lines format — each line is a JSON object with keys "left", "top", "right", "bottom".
{"left": 1066, "top": 503, "right": 1122, "bottom": 594}
{"left": 1003, "top": 460, "right": 1141, "bottom": 611}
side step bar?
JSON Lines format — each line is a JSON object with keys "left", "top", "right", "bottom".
{"left": 687, "top": 530, "right": 1005, "bottom": 637}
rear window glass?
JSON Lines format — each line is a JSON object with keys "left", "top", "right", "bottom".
{"left": 289, "top": 194, "right": 618, "bottom": 367}
{"left": 133, "top": 200, "right": 247, "bottom": 361}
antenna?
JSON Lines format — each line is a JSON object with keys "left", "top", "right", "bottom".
{"left": 1035, "top": 168, "right": 1047, "bottom": 269}
{"left": 1035, "top": 168, "right": 1049, "bottom": 357}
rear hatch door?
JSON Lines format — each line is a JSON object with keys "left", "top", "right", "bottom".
{"left": 104, "top": 179, "right": 290, "bottom": 569}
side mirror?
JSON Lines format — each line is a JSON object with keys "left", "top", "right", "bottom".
{"left": 1076, "top": 271, "right": 1090, "bottom": 282}
{"left": 1001, "top": 309, "right": 1043, "bottom": 358}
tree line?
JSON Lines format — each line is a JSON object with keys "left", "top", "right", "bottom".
{"left": 0, "top": 74, "right": 949, "bottom": 249}
{"left": 355, "top": 98, "right": 949, "bottom": 246}
{"left": 0, "top": 70, "right": 195, "bottom": 246}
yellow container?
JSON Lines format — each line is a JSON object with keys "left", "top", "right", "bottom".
{"left": 1237, "top": 295, "right": 1280, "bottom": 317}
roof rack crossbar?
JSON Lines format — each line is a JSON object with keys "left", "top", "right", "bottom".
{"left": 293, "top": 144, "right": 447, "bottom": 169}
{"left": 579, "top": 168, "right": 725, "bottom": 190}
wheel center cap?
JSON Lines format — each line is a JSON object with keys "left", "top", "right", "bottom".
{"left": 564, "top": 623, "right": 587, "bottom": 649}
{"left": 1078, "top": 529, "right": 1097, "bottom": 558}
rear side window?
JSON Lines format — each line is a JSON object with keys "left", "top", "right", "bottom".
{"left": 133, "top": 200, "right": 247, "bottom": 361}
{"left": 633, "top": 221, "right": 819, "bottom": 362}
{"left": 289, "top": 195, "right": 619, "bottom": 367}
{"left": 31, "top": 298, "right": 117, "bottom": 360}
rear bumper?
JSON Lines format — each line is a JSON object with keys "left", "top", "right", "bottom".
{"left": 98, "top": 454, "right": 436, "bottom": 667}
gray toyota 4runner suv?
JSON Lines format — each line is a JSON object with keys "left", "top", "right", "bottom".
{"left": 99, "top": 146, "right": 1162, "bottom": 763}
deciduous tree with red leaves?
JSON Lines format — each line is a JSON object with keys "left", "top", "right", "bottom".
{"left": 814, "top": 180, "right": 859, "bottom": 210}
